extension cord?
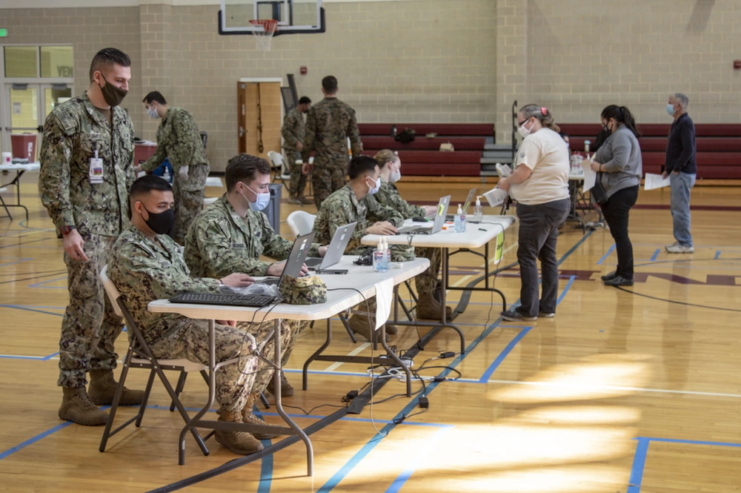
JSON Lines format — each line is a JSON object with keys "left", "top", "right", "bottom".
{"left": 378, "top": 355, "right": 414, "bottom": 368}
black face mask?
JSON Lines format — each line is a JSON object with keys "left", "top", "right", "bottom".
{"left": 141, "top": 205, "right": 174, "bottom": 236}
{"left": 603, "top": 124, "right": 611, "bottom": 136}
{"left": 98, "top": 73, "right": 128, "bottom": 107}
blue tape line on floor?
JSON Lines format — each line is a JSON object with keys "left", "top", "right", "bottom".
{"left": 597, "top": 243, "right": 616, "bottom": 265}
{"left": 478, "top": 327, "right": 532, "bottom": 383}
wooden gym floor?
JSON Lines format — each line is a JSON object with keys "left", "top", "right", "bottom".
{"left": 1, "top": 172, "right": 740, "bottom": 492}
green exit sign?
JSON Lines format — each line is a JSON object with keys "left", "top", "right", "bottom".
{"left": 0, "top": 29, "right": 7, "bottom": 38}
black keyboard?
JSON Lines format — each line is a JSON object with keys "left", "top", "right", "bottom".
{"left": 170, "top": 292, "right": 278, "bottom": 307}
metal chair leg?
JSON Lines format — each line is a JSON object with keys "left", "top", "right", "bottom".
{"left": 169, "top": 371, "right": 188, "bottom": 412}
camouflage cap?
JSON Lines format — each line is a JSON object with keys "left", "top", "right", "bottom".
{"left": 279, "top": 275, "right": 328, "bottom": 305}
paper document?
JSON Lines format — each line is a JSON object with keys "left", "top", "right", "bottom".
{"left": 493, "top": 233, "right": 504, "bottom": 265}
{"left": 483, "top": 187, "right": 509, "bottom": 207}
{"left": 580, "top": 160, "right": 597, "bottom": 192}
{"left": 374, "top": 278, "right": 394, "bottom": 330}
{"left": 644, "top": 173, "right": 671, "bottom": 191}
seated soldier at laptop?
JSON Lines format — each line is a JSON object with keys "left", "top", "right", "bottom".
{"left": 184, "top": 153, "right": 326, "bottom": 400}
{"left": 109, "top": 176, "right": 265, "bottom": 456}
{"left": 368, "top": 150, "right": 451, "bottom": 320}
{"left": 313, "top": 155, "right": 407, "bottom": 341}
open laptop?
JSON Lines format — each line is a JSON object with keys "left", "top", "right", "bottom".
{"left": 305, "top": 222, "right": 357, "bottom": 271}
{"left": 397, "top": 196, "right": 451, "bottom": 235}
{"left": 257, "top": 231, "right": 316, "bottom": 286}
{"left": 446, "top": 187, "right": 477, "bottom": 221}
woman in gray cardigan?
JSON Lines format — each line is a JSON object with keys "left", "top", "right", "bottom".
{"left": 591, "top": 105, "right": 643, "bottom": 287}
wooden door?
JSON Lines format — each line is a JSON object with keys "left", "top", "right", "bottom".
{"left": 237, "top": 81, "right": 282, "bottom": 161}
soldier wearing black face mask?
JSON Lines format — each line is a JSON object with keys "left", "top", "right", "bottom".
{"left": 38, "top": 47, "right": 140, "bottom": 426}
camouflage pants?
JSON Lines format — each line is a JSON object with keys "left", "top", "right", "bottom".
{"left": 414, "top": 247, "right": 442, "bottom": 298}
{"left": 172, "top": 180, "right": 204, "bottom": 245}
{"left": 149, "top": 321, "right": 258, "bottom": 412}
{"left": 279, "top": 320, "right": 306, "bottom": 367}
{"left": 58, "top": 234, "right": 124, "bottom": 388}
{"left": 242, "top": 319, "right": 300, "bottom": 394}
{"left": 312, "top": 165, "right": 347, "bottom": 209}
{"left": 286, "top": 150, "right": 307, "bottom": 198}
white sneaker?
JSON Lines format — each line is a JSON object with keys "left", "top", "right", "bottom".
{"left": 665, "top": 242, "right": 694, "bottom": 254}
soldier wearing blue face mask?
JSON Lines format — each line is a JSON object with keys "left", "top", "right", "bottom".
{"left": 183, "top": 153, "right": 325, "bottom": 399}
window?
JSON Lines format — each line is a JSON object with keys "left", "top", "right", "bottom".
{"left": 4, "top": 46, "right": 38, "bottom": 78}
{"left": 40, "top": 46, "right": 74, "bottom": 78}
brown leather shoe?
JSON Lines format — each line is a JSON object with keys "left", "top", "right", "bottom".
{"left": 242, "top": 393, "right": 278, "bottom": 439}
{"left": 59, "top": 387, "right": 109, "bottom": 426}
{"left": 216, "top": 408, "right": 264, "bottom": 455}
{"left": 88, "top": 370, "right": 145, "bottom": 406}
{"left": 416, "top": 294, "right": 452, "bottom": 320}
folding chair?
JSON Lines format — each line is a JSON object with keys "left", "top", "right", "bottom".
{"left": 268, "top": 150, "right": 291, "bottom": 191}
{"left": 98, "top": 266, "right": 215, "bottom": 455}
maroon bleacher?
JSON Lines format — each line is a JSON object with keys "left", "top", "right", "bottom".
{"left": 359, "top": 123, "right": 493, "bottom": 176}
{"left": 559, "top": 123, "right": 741, "bottom": 179}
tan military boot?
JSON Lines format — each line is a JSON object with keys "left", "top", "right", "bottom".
{"left": 59, "top": 387, "right": 109, "bottom": 426}
{"left": 416, "top": 294, "right": 453, "bottom": 320}
{"left": 88, "top": 370, "right": 145, "bottom": 406}
{"left": 216, "top": 408, "right": 264, "bottom": 455}
{"left": 242, "top": 393, "right": 278, "bottom": 439}
{"left": 384, "top": 323, "right": 398, "bottom": 335}
{"left": 347, "top": 313, "right": 377, "bottom": 341}
{"left": 299, "top": 195, "right": 313, "bottom": 205}
{"left": 266, "top": 372, "right": 295, "bottom": 398}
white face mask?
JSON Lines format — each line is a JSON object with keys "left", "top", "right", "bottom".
{"left": 366, "top": 176, "right": 380, "bottom": 195}
{"left": 389, "top": 161, "right": 401, "bottom": 183}
{"left": 241, "top": 183, "right": 270, "bottom": 211}
{"left": 517, "top": 118, "right": 534, "bottom": 139}
{"left": 147, "top": 106, "right": 159, "bottom": 119}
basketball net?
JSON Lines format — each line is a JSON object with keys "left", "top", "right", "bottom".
{"left": 249, "top": 20, "right": 278, "bottom": 52}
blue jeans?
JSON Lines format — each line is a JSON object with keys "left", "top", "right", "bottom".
{"left": 670, "top": 172, "right": 695, "bottom": 247}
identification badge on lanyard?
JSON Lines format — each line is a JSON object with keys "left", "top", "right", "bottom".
{"left": 89, "top": 150, "right": 104, "bottom": 184}
{"left": 178, "top": 165, "right": 189, "bottom": 180}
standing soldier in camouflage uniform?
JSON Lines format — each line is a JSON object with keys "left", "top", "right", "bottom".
{"left": 302, "top": 76, "right": 362, "bottom": 209}
{"left": 282, "top": 96, "right": 312, "bottom": 205}
{"left": 313, "top": 156, "right": 408, "bottom": 341}
{"left": 184, "top": 154, "right": 325, "bottom": 407}
{"left": 369, "top": 150, "right": 451, "bottom": 320}
{"left": 38, "top": 48, "right": 144, "bottom": 426}
{"left": 110, "top": 176, "right": 265, "bottom": 456}
{"left": 139, "top": 91, "right": 209, "bottom": 244}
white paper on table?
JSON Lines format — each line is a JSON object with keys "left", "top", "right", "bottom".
{"left": 483, "top": 187, "right": 509, "bottom": 207}
{"left": 374, "top": 278, "right": 394, "bottom": 330}
{"left": 580, "top": 161, "right": 597, "bottom": 192}
{"left": 644, "top": 173, "right": 671, "bottom": 191}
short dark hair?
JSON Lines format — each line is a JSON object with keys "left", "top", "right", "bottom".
{"left": 298, "top": 96, "right": 312, "bottom": 105}
{"left": 89, "top": 48, "right": 131, "bottom": 83}
{"left": 225, "top": 154, "right": 271, "bottom": 191}
{"left": 322, "top": 76, "right": 338, "bottom": 94}
{"left": 348, "top": 156, "right": 378, "bottom": 180}
{"left": 143, "top": 91, "right": 167, "bottom": 105}
{"left": 129, "top": 175, "right": 172, "bottom": 203}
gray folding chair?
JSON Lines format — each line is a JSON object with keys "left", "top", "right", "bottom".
{"left": 98, "top": 266, "right": 215, "bottom": 455}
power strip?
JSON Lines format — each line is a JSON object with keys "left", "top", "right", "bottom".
{"left": 378, "top": 354, "right": 414, "bottom": 368}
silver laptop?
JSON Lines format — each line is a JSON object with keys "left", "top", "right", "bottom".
{"left": 305, "top": 222, "right": 357, "bottom": 271}
{"left": 258, "top": 231, "right": 315, "bottom": 285}
{"left": 447, "top": 187, "right": 477, "bottom": 221}
{"left": 397, "top": 196, "right": 451, "bottom": 235}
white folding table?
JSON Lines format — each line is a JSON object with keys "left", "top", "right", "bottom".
{"left": 0, "top": 162, "right": 40, "bottom": 221}
{"left": 148, "top": 256, "right": 429, "bottom": 472}
{"left": 362, "top": 215, "right": 516, "bottom": 353}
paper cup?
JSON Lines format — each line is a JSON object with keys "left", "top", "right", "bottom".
{"left": 1, "top": 152, "right": 11, "bottom": 165}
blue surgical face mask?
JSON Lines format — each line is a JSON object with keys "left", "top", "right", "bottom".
{"left": 366, "top": 176, "right": 380, "bottom": 195}
{"left": 666, "top": 104, "right": 675, "bottom": 116}
{"left": 241, "top": 183, "right": 270, "bottom": 211}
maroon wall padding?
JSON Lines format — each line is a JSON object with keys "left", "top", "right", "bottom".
{"left": 361, "top": 136, "right": 486, "bottom": 151}
{"left": 560, "top": 123, "right": 741, "bottom": 138}
{"left": 569, "top": 137, "right": 741, "bottom": 153}
{"left": 400, "top": 162, "right": 481, "bottom": 176}
{"left": 362, "top": 150, "right": 481, "bottom": 164}
{"left": 358, "top": 123, "right": 494, "bottom": 137}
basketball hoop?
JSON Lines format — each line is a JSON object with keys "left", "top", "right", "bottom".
{"left": 249, "top": 20, "right": 278, "bottom": 52}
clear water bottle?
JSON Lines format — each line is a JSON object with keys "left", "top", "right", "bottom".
{"left": 374, "top": 238, "right": 389, "bottom": 272}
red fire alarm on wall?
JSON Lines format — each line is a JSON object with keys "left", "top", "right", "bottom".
{"left": 734, "top": 60, "right": 741, "bottom": 70}
{"left": 300, "top": 66, "right": 308, "bottom": 75}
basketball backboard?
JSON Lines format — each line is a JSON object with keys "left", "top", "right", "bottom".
{"left": 219, "top": 0, "right": 325, "bottom": 36}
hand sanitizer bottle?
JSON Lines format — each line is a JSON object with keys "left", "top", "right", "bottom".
{"left": 459, "top": 204, "right": 467, "bottom": 232}
{"left": 473, "top": 196, "right": 483, "bottom": 222}
{"left": 162, "top": 168, "right": 171, "bottom": 183}
{"left": 383, "top": 237, "right": 391, "bottom": 267}
{"left": 454, "top": 204, "right": 463, "bottom": 233}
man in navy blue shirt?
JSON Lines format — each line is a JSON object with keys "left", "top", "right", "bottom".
{"left": 663, "top": 93, "right": 696, "bottom": 254}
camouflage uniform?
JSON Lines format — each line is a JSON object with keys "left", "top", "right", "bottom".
{"left": 302, "top": 97, "right": 362, "bottom": 208}
{"left": 313, "top": 185, "right": 411, "bottom": 315}
{"left": 281, "top": 108, "right": 307, "bottom": 198}
{"left": 141, "top": 107, "right": 209, "bottom": 244}
{"left": 367, "top": 178, "right": 441, "bottom": 297}
{"left": 38, "top": 91, "right": 135, "bottom": 389}
{"left": 108, "top": 225, "right": 259, "bottom": 412}
{"left": 183, "top": 196, "right": 319, "bottom": 391}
